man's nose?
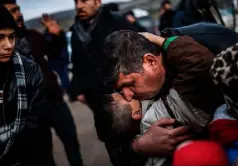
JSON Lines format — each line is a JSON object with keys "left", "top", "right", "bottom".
{"left": 17, "top": 11, "right": 22, "bottom": 18}
{"left": 76, "top": 0, "right": 83, "bottom": 9}
{"left": 122, "top": 88, "right": 134, "bottom": 102}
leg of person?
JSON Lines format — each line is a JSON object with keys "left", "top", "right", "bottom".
{"left": 56, "top": 65, "right": 70, "bottom": 91}
{"left": 51, "top": 101, "right": 83, "bottom": 165}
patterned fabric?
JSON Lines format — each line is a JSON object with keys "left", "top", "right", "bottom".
{"left": 0, "top": 52, "right": 28, "bottom": 159}
{"left": 210, "top": 43, "right": 238, "bottom": 119}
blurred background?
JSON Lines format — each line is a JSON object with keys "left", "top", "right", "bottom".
{"left": 21, "top": 0, "right": 237, "bottom": 31}
{"left": 20, "top": 0, "right": 238, "bottom": 57}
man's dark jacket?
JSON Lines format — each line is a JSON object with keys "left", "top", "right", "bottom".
{"left": 0, "top": 55, "right": 53, "bottom": 165}
{"left": 69, "top": 7, "right": 137, "bottom": 100}
{"left": 159, "top": 9, "right": 175, "bottom": 31}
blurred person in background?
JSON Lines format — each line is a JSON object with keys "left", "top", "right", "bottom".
{"left": 69, "top": 0, "right": 137, "bottom": 103}
{"left": 123, "top": 10, "right": 147, "bottom": 32}
{"left": 0, "top": 6, "right": 53, "bottom": 165}
{"left": 1, "top": 0, "right": 83, "bottom": 165}
{"left": 158, "top": 0, "right": 175, "bottom": 32}
{"left": 42, "top": 14, "right": 70, "bottom": 93}
{"left": 173, "top": 0, "right": 225, "bottom": 27}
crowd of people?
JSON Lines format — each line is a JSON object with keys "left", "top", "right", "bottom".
{"left": 0, "top": 0, "right": 238, "bottom": 165}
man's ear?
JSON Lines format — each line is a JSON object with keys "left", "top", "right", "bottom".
{"left": 132, "top": 110, "right": 142, "bottom": 120}
{"left": 143, "top": 53, "right": 158, "bottom": 68}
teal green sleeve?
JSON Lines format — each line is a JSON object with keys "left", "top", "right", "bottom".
{"left": 162, "top": 36, "right": 179, "bottom": 51}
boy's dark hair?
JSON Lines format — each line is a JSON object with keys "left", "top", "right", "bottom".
{"left": 0, "top": 6, "right": 17, "bottom": 30}
{"left": 103, "top": 30, "right": 161, "bottom": 87}
{"left": 86, "top": 94, "right": 140, "bottom": 141}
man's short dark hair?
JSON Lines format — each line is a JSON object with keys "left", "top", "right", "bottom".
{"left": 0, "top": 0, "right": 16, "bottom": 5}
{"left": 103, "top": 30, "right": 161, "bottom": 86}
{"left": 86, "top": 94, "right": 140, "bottom": 140}
{"left": 0, "top": 6, "right": 17, "bottom": 30}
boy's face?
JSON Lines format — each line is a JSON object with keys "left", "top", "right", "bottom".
{"left": 0, "top": 29, "right": 15, "bottom": 63}
{"left": 112, "top": 93, "right": 142, "bottom": 120}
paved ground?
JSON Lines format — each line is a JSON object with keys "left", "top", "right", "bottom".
{"left": 51, "top": 98, "right": 112, "bottom": 166}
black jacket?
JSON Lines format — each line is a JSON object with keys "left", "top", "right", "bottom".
{"left": 159, "top": 10, "right": 175, "bottom": 31}
{"left": 16, "top": 29, "right": 65, "bottom": 109}
{"left": 69, "top": 7, "right": 137, "bottom": 100}
{"left": 0, "top": 55, "right": 53, "bottom": 165}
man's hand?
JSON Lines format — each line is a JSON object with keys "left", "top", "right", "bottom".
{"left": 132, "top": 118, "right": 192, "bottom": 156}
{"left": 41, "top": 13, "right": 61, "bottom": 35}
{"left": 139, "top": 32, "right": 165, "bottom": 47}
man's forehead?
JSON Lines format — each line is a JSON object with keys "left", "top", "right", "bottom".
{"left": 4, "top": 3, "right": 18, "bottom": 9}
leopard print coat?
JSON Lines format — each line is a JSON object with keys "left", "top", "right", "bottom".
{"left": 210, "top": 43, "right": 238, "bottom": 119}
